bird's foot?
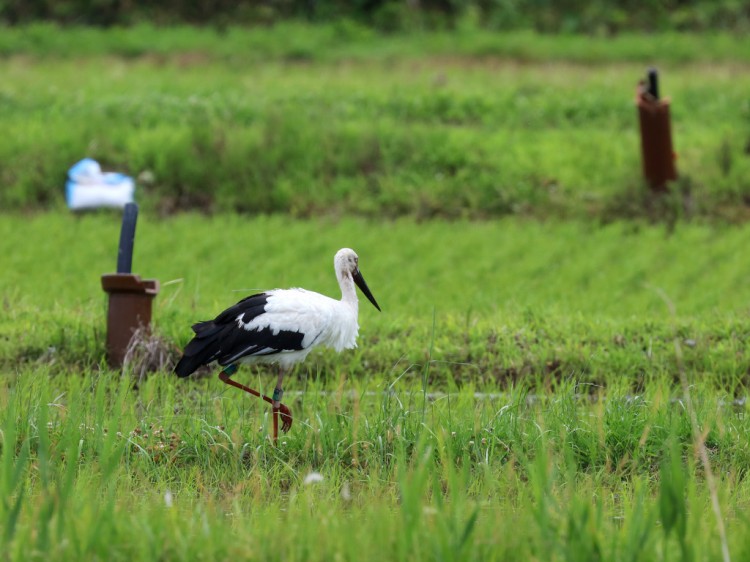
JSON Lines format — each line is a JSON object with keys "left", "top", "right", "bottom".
{"left": 272, "top": 387, "right": 292, "bottom": 433}
{"left": 274, "top": 403, "right": 293, "bottom": 433}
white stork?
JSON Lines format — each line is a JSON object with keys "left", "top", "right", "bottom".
{"left": 174, "top": 248, "right": 380, "bottom": 437}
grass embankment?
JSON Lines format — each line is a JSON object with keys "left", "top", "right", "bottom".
{"left": 2, "top": 24, "right": 749, "bottom": 63}
{"left": 1, "top": 27, "right": 749, "bottom": 220}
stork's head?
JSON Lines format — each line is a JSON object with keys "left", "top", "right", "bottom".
{"left": 334, "top": 248, "right": 381, "bottom": 311}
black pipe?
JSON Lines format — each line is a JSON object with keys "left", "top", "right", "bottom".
{"left": 647, "top": 67, "right": 659, "bottom": 100}
{"left": 117, "top": 202, "right": 138, "bottom": 274}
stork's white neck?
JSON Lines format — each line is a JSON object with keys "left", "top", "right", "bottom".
{"left": 338, "top": 272, "right": 359, "bottom": 308}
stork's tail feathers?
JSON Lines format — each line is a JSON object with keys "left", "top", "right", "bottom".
{"left": 174, "top": 321, "right": 222, "bottom": 378}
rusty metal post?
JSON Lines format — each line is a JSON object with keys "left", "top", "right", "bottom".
{"left": 101, "top": 203, "right": 159, "bottom": 367}
{"left": 636, "top": 68, "right": 678, "bottom": 192}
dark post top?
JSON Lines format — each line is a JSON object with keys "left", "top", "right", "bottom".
{"left": 647, "top": 67, "right": 659, "bottom": 101}
{"left": 117, "top": 202, "right": 138, "bottom": 274}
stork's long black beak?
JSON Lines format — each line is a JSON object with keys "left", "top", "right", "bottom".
{"left": 353, "top": 269, "right": 381, "bottom": 311}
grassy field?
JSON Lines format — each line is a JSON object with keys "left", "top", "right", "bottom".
{"left": 3, "top": 213, "right": 750, "bottom": 559}
{"left": 3, "top": 25, "right": 750, "bottom": 561}
{"left": 3, "top": 213, "right": 750, "bottom": 391}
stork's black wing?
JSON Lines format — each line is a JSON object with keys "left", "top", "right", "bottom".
{"left": 174, "top": 292, "right": 304, "bottom": 377}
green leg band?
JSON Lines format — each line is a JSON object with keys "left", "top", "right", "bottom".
{"left": 272, "top": 387, "right": 283, "bottom": 402}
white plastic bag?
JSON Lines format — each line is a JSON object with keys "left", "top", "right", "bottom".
{"left": 66, "top": 158, "right": 135, "bottom": 210}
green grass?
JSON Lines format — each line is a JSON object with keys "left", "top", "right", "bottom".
{"left": 1, "top": 27, "right": 750, "bottom": 219}
{"left": 1, "top": 365, "right": 750, "bottom": 561}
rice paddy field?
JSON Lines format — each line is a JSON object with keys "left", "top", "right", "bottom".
{"left": 2, "top": 25, "right": 750, "bottom": 561}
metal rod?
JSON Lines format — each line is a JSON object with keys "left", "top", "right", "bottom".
{"left": 647, "top": 67, "right": 659, "bottom": 100}
{"left": 117, "top": 202, "right": 138, "bottom": 274}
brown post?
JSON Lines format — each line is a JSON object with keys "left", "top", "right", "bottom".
{"left": 101, "top": 202, "right": 159, "bottom": 368}
{"left": 101, "top": 274, "right": 159, "bottom": 367}
{"left": 636, "top": 68, "right": 677, "bottom": 192}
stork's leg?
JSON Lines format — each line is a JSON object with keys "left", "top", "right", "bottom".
{"left": 217, "top": 365, "right": 293, "bottom": 436}
{"left": 218, "top": 365, "right": 270, "bottom": 403}
{"left": 273, "top": 368, "right": 284, "bottom": 408}
{"left": 273, "top": 367, "right": 292, "bottom": 434}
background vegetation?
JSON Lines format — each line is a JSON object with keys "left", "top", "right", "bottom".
{"left": 1, "top": 27, "right": 750, "bottom": 221}
{"left": 1, "top": 0, "right": 749, "bottom": 33}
